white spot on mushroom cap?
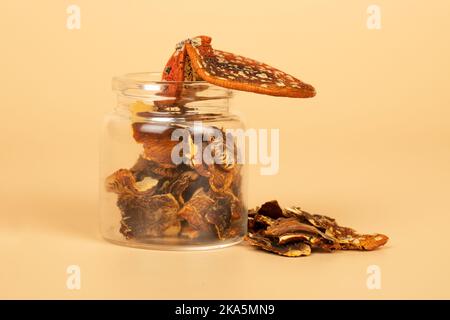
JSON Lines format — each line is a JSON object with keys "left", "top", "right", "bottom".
{"left": 238, "top": 70, "right": 248, "bottom": 78}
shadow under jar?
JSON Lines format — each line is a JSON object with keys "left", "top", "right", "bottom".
{"left": 100, "top": 72, "right": 248, "bottom": 250}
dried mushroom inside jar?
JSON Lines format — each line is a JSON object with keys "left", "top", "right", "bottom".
{"left": 105, "top": 114, "right": 246, "bottom": 243}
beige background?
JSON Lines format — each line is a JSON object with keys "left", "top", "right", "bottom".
{"left": 1, "top": 0, "right": 450, "bottom": 299}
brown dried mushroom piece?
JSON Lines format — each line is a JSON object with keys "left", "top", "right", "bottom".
{"left": 118, "top": 193, "right": 180, "bottom": 239}
{"left": 155, "top": 170, "right": 200, "bottom": 205}
{"left": 105, "top": 168, "right": 156, "bottom": 195}
{"left": 178, "top": 188, "right": 215, "bottom": 232}
{"left": 283, "top": 207, "right": 389, "bottom": 251}
{"left": 256, "top": 200, "right": 284, "bottom": 219}
{"left": 106, "top": 168, "right": 184, "bottom": 239}
{"left": 264, "top": 217, "right": 336, "bottom": 242}
{"left": 246, "top": 200, "right": 389, "bottom": 256}
{"left": 177, "top": 188, "right": 236, "bottom": 239}
{"left": 207, "top": 163, "right": 238, "bottom": 194}
{"left": 204, "top": 198, "right": 232, "bottom": 240}
{"left": 246, "top": 232, "right": 311, "bottom": 257}
{"left": 132, "top": 123, "right": 181, "bottom": 169}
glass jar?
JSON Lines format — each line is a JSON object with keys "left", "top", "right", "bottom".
{"left": 100, "top": 72, "right": 247, "bottom": 250}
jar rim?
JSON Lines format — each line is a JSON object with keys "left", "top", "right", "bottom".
{"left": 112, "top": 72, "right": 233, "bottom": 98}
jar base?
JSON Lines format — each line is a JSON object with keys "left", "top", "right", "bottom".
{"left": 103, "top": 236, "right": 244, "bottom": 251}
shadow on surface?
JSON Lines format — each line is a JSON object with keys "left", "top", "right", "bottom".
{"left": 17, "top": 191, "right": 99, "bottom": 241}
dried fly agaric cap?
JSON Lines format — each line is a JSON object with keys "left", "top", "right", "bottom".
{"left": 162, "top": 35, "right": 316, "bottom": 98}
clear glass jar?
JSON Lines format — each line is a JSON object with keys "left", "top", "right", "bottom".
{"left": 100, "top": 72, "right": 247, "bottom": 250}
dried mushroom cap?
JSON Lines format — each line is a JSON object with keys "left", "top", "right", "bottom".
{"left": 246, "top": 200, "right": 389, "bottom": 257}
{"left": 163, "top": 36, "right": 316, "bottom": 98}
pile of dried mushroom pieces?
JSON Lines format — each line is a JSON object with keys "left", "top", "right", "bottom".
{"left": 246, "top": 200, "right": 388, "bottom": 257}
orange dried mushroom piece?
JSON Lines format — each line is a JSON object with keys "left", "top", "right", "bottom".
{"left": 132, "top": 123, "right": 180, "bottom": 168}
{"left": 163, "top": 36, "right": 316, "bottom": 98}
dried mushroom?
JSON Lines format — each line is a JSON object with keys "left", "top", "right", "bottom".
{"left": 246, "top": 232, "right": 311, "bottom": 257}
{"left": 105, "top": 123, "right": 245, "bottom": 242}
{"left": 246, "top": 200, "right": 389, "bottom": 257}
{"left": 132, "top": 123, "right": 181, "bottom": 169}
{"left": 117, "top": 193, "right": 180, "bottom": 239}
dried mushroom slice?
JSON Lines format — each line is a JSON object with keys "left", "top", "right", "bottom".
{"left": 204, "top": 127, "right": 238, "bottom": 172}
{"left": 178, "top": 188, "right": 238, "bottom": 239}
{"left": 181, "top": 175, "right": 210, "bottom": 203}
{"left": 178, "top": 188, "right": 214, "bottom": 232}
{"left": 264, "top": 217, "right": 336, "bottom": 242}
{"left": 284, "top": 207, "right": 340, "bottom": 231}
{"left": 246, "top": 233, "right": 311, "bottom": 257}
{"left": 204, "top": 198, "right": 232, "bottom": 240}
{"left": 105, "top": 169, "right": 156, "bottom": 195}
{"left": 257, "top": 200, "right": 285, "bottom": 219}
{"left": 331, "top": 233, "right": 389, "bottom": 251}
{"left": 106, "top": 168, "right": 182, "bottom": 239}
{"left": 165, "top": 170, "right": 199, "bottom": 205}
{"left": 252, "top": 214, "right": 276, "bottom": 228}
{"left": 284, "top": 207, "right": 389, "bottom": 251}
{"left": 132, "top": 123, "right": 180, "bottom": 168}
{"left": 207, "top": 164, "right": 235, "bottom": 194}
{"left": 118, "top": 193, "right": 180, "bottom": 239}
{"left": 277, "top": 233, "right": 327, "bottom": 248}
